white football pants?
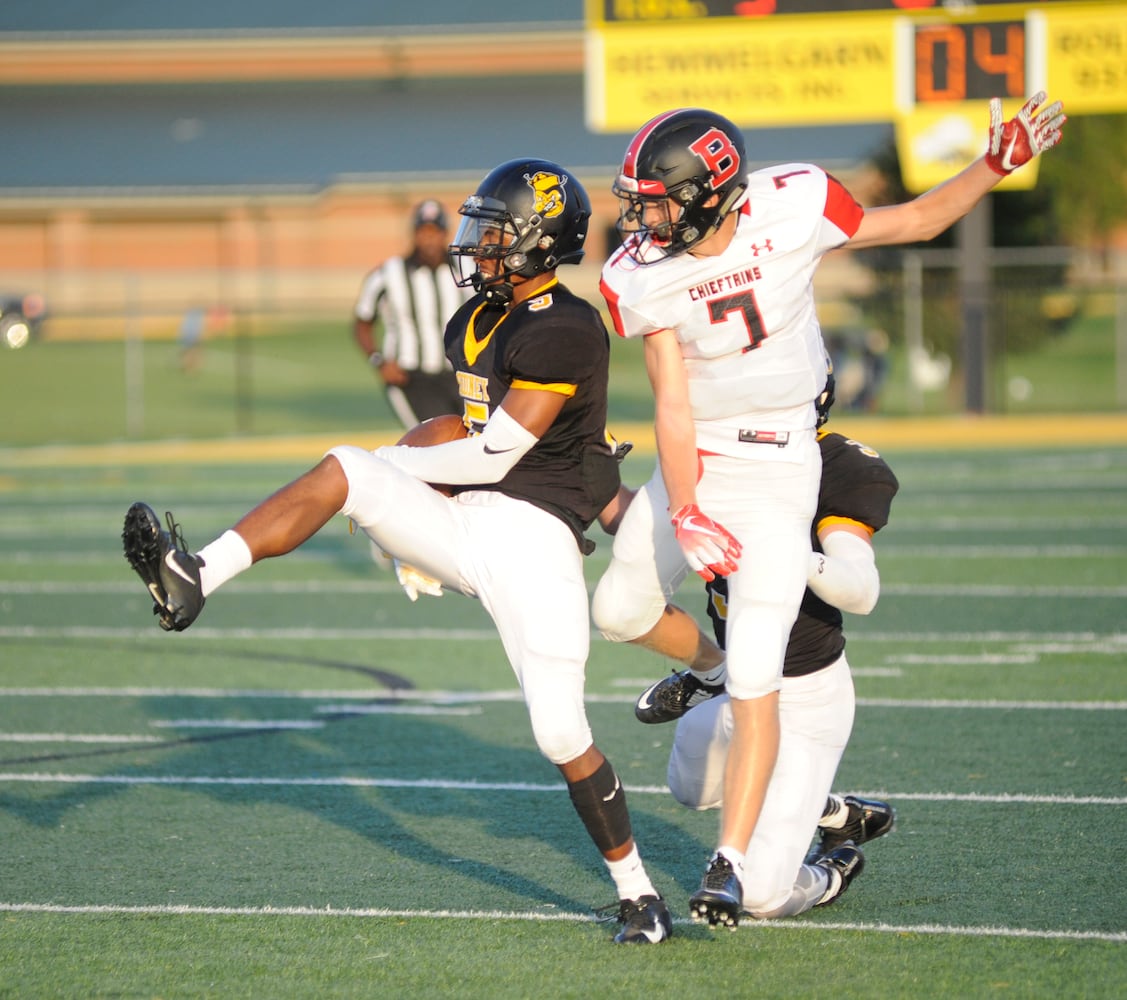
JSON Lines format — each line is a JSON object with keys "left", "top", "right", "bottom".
{"left": 329, "top": 445, "right": 593, "bottom": 765}
{"left": 667, "top": 653, "right": 856, "bottom": 915}
{"left": 593, "top": 430, "right": 820, "bottom": 700}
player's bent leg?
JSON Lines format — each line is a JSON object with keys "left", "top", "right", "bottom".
{"left": 327, "top": 445, "right": 464, "bottom": 590}
{"left": 592, "top": 475, "right": 688, "bottom": 643}
{"left": 746, "top": 863, "right": 833, "bottom": 919}
{"left": 667, "top": 694, "right": 731, "bottom": 810}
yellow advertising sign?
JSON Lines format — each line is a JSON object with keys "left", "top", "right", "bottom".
{"left": 586, "top": 2, "right": 1127, "bottom": 134}
{"left": 894, "top": 100, "right": 1041, "bottom": 193}
{"left": 1043, "top": 4, "right": 1127, "bottom": 114}
{"left": 585, "top": 18, "right": 897, "bottom": 132}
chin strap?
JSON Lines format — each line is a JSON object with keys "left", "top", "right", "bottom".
{"left": 472, "top": 270, "right": 515, "bottom": 306}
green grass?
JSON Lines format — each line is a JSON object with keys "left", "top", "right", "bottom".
{"left": 1, "top": 308, "right": 1122, "bottom": 450}
{"left": 862, "top": 312, "right": 1124, "bottom": 416}
{"left": 0, "top": 439, "right": 1125, "bottom": 997}
{"left": 0, "top": 321, "right": 658, "bottom": 448}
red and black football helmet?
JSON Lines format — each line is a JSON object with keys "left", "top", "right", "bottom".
{"left": 613, "top": 108, "right": 749, "bottom": 263}
{"left": 450, "top": 158, "right": 590, "bottom": 304}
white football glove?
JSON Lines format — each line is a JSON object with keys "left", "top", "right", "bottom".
{"left": 393, "top": 560, "right": 444, "bottom": 602}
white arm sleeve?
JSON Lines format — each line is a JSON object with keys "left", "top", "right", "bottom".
{"left": 807, "top": 530, "right": 880, "bottom": 615}
{"left": 373, "top": 405, "right": 538, "bottom": 486}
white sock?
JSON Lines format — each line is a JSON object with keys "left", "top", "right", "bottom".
{"left": 196, "top": 530, "right": 253, "bottom": 597}
{"left": 605, "top": 846, "right": 657, "bottom": 901}
{"left": 691, "top": 661, "right": 727, "bottom": 686}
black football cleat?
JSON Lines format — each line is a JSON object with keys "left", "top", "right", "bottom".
{"left": 122, "top": 502, "right": 205, "bottom": 632}
{"left": 814, "top": 842, "right": 865, "bottom": 907}
{"left": 812, "top": 795, "right": 895, "bottom": 860}
{"left": 635, "top": 669, "right": 725, "bottom": 724}
{"left": 607, "top": 895, "right": 673, "bottom": 944}
{"left": 689, "top": 854, "right": 742, "bottom": 930}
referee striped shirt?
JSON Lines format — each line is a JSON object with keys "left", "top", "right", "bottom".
{"left": 353, "top": 252, "right": 468, "bottom": 373}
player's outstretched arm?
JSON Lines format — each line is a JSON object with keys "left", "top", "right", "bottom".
{"left": 848, "top": 91, "right": 1066, "bottom": 251}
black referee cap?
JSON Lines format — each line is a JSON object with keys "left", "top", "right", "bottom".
{"left": 412, "top": 200, "right": 448, "bottom": 230}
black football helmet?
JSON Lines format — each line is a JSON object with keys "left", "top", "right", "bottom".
{"left": 613, "top": 108, "right": 749, "bottom": 263}
{"left": 450, "top": 158, "right": 591, "bottom": 305}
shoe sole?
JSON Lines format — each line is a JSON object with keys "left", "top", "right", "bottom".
{"left": 122, "top": 502, "right": 167, "bottom": 606}
{"left": 689, "top": 892, "right": 740, "bottom": 930}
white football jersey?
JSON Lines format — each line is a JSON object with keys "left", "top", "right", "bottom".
{"left": 601, "top": 163, "right": 863, "bottom": 451}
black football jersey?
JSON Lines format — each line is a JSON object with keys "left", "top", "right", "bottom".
{"left": 706, "top": 430, "right": 899, "bottom": 675}
{"left": 445, "top": 278, "right": 621, "bottom": 550}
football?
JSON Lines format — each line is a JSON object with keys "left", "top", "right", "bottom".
{"left": 396, "top": 414, "right": 468, "bottom": 495}
{"left": 396, "top": 414, "right": 468, "bottom": 447}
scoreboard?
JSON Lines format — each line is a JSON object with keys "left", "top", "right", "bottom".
{"left": 585, "top": 1, "right": 1126, "bottom": 190}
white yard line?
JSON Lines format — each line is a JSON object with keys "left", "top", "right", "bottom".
{"left": 0, "top": 686, "right": 1123, "bottom": 710}
{"left": 3, "top": 626, "right": 1127, "bottom": 645}
{"left": 0, "top": 901, "right": 1121, "bottom": 942}
{"left": 0, "top": 773, "right": 1122, "bottom": 806}
{"left": 3, "top": 579, "right": 1127, "bottom": 597}
{"left": 0, "top": 733, "right": 165, "bottom": 744}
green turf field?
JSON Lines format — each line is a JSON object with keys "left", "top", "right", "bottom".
{"left": 0, "top": 308, "right": 1122, "bottom": 450}
{"left": 0, "top": 432, "right": 1124, "bottom": 998}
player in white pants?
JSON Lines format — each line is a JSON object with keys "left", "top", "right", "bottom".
{"left": 122, "top": 159, "right": 673, "bottom": 945}
{"left": 667, "top": 656, "right": 855, "bottom": 917}
{"left": 604, "top": 422, "right": 900, "bottom": 917}
{"left": 596, "top": 94, "right": 1065, "bottom": 926}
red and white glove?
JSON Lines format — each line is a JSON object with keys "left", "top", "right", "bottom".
{"left": 985, "top": 91, "right": 1066, "bottom": 176}
{"left": 671, "top": 504, "right": 742, "bottom": 582}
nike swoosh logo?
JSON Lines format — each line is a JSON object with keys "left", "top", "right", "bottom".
{"left": 482, "top": 444, "right": 517, "bottom": 455}
{"left": 602, "top": 777, "right": 621, "bottom": 802}
{"left": 639, "top": 924, "right": 665, "bottom": 944}
{"left": 164, "top": 550, "right": 196, "bottom": 584}
{"left": 1000, "top": 133, "right": 1021, "bottom": 172}
{"left": 680, "top": 514, "right": 717, "bottom": 536}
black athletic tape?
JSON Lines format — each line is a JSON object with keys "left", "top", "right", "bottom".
{"left": 567, "top": 758, "right": 632, "bottom": 855}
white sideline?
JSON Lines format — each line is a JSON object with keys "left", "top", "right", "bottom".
{"left": 0, "top": 685, "right": 1124, "bottom": 711}
{"left": 0, "top": 902, "right": 1122, "bottom": 943}
{"left": 0, "top": 772, "right": 1123, "bottom": 806}
{"left": 3, "top": 580, "right": 1127, "bottom": 597}
{"left": 2, "top": 625, "right": 1126, "bottom": 646}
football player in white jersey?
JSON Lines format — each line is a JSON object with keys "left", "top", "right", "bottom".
{"left": 592, "top": 94, "right": 1065, "bottom": 928}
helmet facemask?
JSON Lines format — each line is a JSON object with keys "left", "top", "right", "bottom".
{"left": 614, "top": 174, "right": 744, "bottom": 264}
{"left": 449, "top": 199, "right": 527, "bottom": 304}
{"left": 449, "top": 164, "right": 588, "bottom": 306}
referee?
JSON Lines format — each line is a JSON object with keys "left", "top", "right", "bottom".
{"left": 353, "top": 199, "right": 468, "bottom": 427}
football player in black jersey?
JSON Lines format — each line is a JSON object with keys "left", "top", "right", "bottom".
{"left": 599, "top": 409, "right": 899, "bottom": 919}
{"left": 122, "top": 159, "right": 671, "bottom": 944}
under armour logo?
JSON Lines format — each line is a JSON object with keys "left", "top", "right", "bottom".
{"left": 749, "top": 239, "right": 773, "bottom": 257}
